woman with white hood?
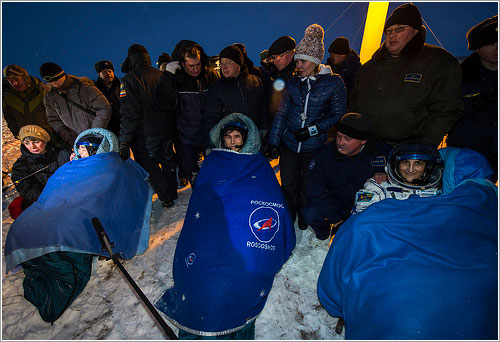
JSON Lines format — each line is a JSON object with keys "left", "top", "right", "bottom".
{"left": 267, "top": 23, "right": 347, "bottom": 229}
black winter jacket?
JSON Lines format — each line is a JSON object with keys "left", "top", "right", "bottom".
{"left": 95, "top": 77, "right": 122, "bottom": 137}
{"left": 12, "top": 143, "right": 71, "bottom": 208}
{"left": 326, "top": 49, "right": 361, "bottom": 98}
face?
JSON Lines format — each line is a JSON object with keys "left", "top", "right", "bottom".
{"left": 272, "top": 50, "right": 294, "bottom": 71}
{"left": 182, "top": 57, "right": 201, "bottom": 77}
{"left": 398, "top": 159, "right": 426, "bottom": 183}
{"left": 336, "top": 131, "right": 366, "bottom": 156}
{"left": 220, "top": 58, "right": 240, "bottom": 78}
{"left": 295, "top": 59, "right": 317, "bottom": 77}
{"left": 23, "top": 138, "right": 46, "bottom": 154}
{"left": 223, "top": 129, "right": 244, "bottom": 152}
{"left": 476, "top": 42, "right": 498, "bottom": 66}
{"left": 78, "top": 145, "right": 90, "bottom": 158}
{"left": 384, "top": 24, "right": 418, "bottom": 57}
{"left": 329, "top": 53, "right": 348, "bottom": 65}
{"left": 99, "top": 68, "right": 115, "bottom": 83}
{"left": 7, "top": 75, "right": 28, "bottom": 92}
{"left": 47, "top": 75, "right": 66, "bottom": 89}
{"left": 159, "top": 63, "right": 167, "bottom": 72}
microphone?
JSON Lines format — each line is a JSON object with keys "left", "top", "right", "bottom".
{"left": 234, "top": 144, "right": 244, "bottom": 149}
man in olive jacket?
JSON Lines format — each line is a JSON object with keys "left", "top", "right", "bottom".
{"left": 349, "top": 3, "right": 463, "bottom": 146}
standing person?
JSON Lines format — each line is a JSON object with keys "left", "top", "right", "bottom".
{"left": 94, "top": 60, "right": 121, "bottom": 138}
{"left": 447, "top": 15, "right": 498, "bottom": 183}
{"left": 349, "top": 3, "right": 464, "bottom": 146}
{"left": 155, "top": 113, "right": 296, "bottom": 339}
{"left": 203, "top": 45, "right": 267, "bottom": 150}
{"left": 157, "top": 52, "right": 172, "bottom": 72}
{"left": 2, "top": 65, "right": 59, "bottom": 143}
{"left": 118, "top": 44, "right": 178, "bottom": 207}
{"left": 326, "top": 37, "right": 361, "bottom": 100}
{"left": 156, "top": 40, "right": 219, "bottom": 187}
{"left": 232, "top": 42, "right": 262, "bottom": 78}
{"left": 267, "top": 23, "right": 347, "bottom": 229}
{"left": 40, "top": 62, "right": 111, "bottom": 147}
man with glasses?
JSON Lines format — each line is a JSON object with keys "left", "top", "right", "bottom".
{"left": 40, "top": 62, "right": 111, "bottom": 147}
{"left": 349, "top": 3, "right": 463, "bottom": 147}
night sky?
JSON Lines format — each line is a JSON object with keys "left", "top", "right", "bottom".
{"left": 2, "top": 1, "right": 498, "bottom": 80}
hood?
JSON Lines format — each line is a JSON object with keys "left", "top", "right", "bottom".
{"left": 73, "top": 128, "right": 119, "bottom": 159}
{"left": 439, "top": 147, "right": 496, "bottom": 195}
{"left": 171, "top": 40, "right": 211, "bottom": 67}
{"left": 121, "top": 52, "right": 152, "bottom": 73}
{"left": 209, "top": 113, "right": 261, "bottom": 154}
{"left": 373, "top": 25, "right": 427, "bottom": 59}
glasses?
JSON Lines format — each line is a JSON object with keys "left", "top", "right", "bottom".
{"left": 384, "top": 25, "right": 411, "bottom": 36}
{"left": 269, "top": 51, "right": 291, "bottom": 62}
{"left": 43, "top": 71, "right": 65, "bottom": 83}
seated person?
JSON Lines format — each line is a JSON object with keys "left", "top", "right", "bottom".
{"left": 4, "top": 127, "right": 153, "bottom": 323}
{"left": 9, "top": 125, "right": 71, "bottom": 218}
{"left": 155, "top": 113, "right": 296, "bottom": 340}
{"left": 318, "top": 147, "right": 497, "bottom": 340}
{"left": 352, "top": 142, "right": 444, "bottom": 214}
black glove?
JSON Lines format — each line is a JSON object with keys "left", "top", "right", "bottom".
{"left": 265, "top": 145, "right": 280, "bottom": 160}
{"left": 294, "top": 125, "right": 319, "bottom": 142}
{"left": 119, "top": 142, "right": 130, "bottom": 160}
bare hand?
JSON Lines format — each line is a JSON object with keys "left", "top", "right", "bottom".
{"left": 373, "top": 172, "right": 387, "bottom": 184}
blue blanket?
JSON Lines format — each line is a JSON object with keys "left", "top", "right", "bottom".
{"left": 317, "top": 148, "right": 498, "bottom": 339}
{"left": 5, "top": 152, "right": 153, "bottom": 271}
{"left": 155, "top": 150, "right": 296, "bottom": 336}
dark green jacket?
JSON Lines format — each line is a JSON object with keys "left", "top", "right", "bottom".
{"left": 349, "top": 27, "right": 463, "bottom": 145}
{"left": 3, "top": 76, "right": 53, "bottom": 137}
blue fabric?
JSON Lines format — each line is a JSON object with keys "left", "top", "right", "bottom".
{"left": 155, "top": 150, "right": 296, "bottom": 336}
{"left": 317, "top": 147, "right": 498, "bottom": 340}
{"left": 5, "top": 152, "right": 153, "bottom": 271}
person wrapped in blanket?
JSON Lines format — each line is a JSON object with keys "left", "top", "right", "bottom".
{"left": 352, "top": 142, "right": 444, "bottom": 214}
{"left": 155, "top": 113, "right": 296, "bottom": 340}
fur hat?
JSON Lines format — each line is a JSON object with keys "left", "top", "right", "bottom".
{"left": 268, "top": 36, "right": 296, "bottom": 55}
{"left": 336, "top": 112, "right": 371, "bottom": 140}
{"left": 328, "top": 37, "right": 350, "bottom": 55}
{"left": 3, "top": 65, "right": 28, "bottom": 79}
{"left": 385, "top": 3, "right": 423, "bottom": 31}
{"left": 18, "top": 125, "right": 51, "bottom": 143}
{"left": 294, "top": 24, "right": 325, "bottom": 65}
{"left": 467, "top": 15, "right": 498, "bottom": 50}
{"left": 95, "top": 60, "right": 114, "bottom": 74}
{"left": 219, "top": 45, "right": 244, "bottom": 67}
{"left": 39, "top": 62, "right": 65, "bottom": 82}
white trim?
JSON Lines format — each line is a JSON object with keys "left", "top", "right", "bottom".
{"left": 294, "top": 54, "right": 321, "bottom": 65}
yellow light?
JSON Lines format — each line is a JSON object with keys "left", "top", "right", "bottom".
{"left": 360, "top": 2, "right": 389, "bottom": 64}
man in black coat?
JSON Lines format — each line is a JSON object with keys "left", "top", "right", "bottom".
{"left": 118, "top": 44, "right": 178, "bottom": 207}
{"left": 94, "top": 60, "right": 121, "bottom": 138}
{"left": 326, "top": 37, "right": 361, "bottom": 101}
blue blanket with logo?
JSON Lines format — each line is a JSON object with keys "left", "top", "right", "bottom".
{"left": 317, "top": 147, "right": 498, "bottom": 340}
{"left": 155, "top": 150, "right": 296, "bottom": 336}
{"left": 5, "top": 152, "right": 153, "bottom": 271}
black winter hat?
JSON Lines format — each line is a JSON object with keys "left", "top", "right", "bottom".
{"left": 467, "top": 15, "right": 498, "bottom": 50}
{"left": 384, "top": 3, "right": 423, "bottom": 31}
{"left": 219, "top": 45, "right": 244, "bottom": 67}
{"left": 128, "top": 44, "right": 148, "bottom": 57}
{"left": 328, "top": 37, "right": 350, "bottom": 55}
{"left": 268, "top": 36, "right": 296, "bottom": 55}
{"left": 39, "top": 62, "right": 65, "bottom": 82}
{"left": 95, "top": 60, "right": 114, "bottom": 74}
{"left": 158, "top": 52, "right": 172, "bottom": 66}
{"left": 336, "top": 112, "right": 371, "bottom": 140}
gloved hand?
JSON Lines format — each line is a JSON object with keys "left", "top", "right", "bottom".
{"left": 165, "top": 61, "right": 181, "bottom": 75}
{"left": 265, "top": 145, "right": 279, "bottom": 160}
{"left": 119, "top": 142, "right": 130, "bottom": 160}
{"left": 294, "top": 125, "right": 319, "bottom": 142}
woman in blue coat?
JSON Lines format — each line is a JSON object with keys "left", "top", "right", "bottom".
{"left": 267, "top": 23, "right": 346, "bottom": 228}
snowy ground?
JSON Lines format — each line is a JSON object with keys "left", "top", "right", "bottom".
{"left": 1, "top": 121, "right": 343, "bottom": 340}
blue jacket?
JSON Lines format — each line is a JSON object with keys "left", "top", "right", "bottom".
{"left": 317, "top": 147, "right": 497, "bottom": 340}
{"left": 269, "top": 65, "right": 346, "bottom": 153}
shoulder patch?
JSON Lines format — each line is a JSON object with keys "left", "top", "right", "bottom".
{"left": 404, "top": 73, "right": 422, "bottom": 83}
{"left": 119, "top": 83, "right": 126, "bottom": 98}
{"left": 371, "top": 155, "right": 386, "bottom": 167}
{"left": 309, "top": 159, "right": 316, "bottom": 170}
{"left": 356, "top": 192, "right": 374, "bottom": 202}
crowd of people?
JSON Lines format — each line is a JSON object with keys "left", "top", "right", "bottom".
{"left": 2, "top": 3, "right": 498, "bottom": 340}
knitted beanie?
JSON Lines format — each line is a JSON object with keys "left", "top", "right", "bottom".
{"left": 3, "top": 65, "right": 28, "bottom": 78}
{"left": 95, "top": 60, "right": 114, "bottom": 74}
{"left": 328, "top": 37, "right": 350, "bottom": 55}
{"left": 467, "top": 15, "right": 498, "bottom": 50}
{"left": 336, "top": 112, "right": 371, "bottom": 140}
{"left": 385, "top": 3, "right": 422, "bottom": 30}
{"left": 294, "top": 24, "right": 325, "bottom": 65}
{"left": 18, "top": 125, "right": 51, "bottom": 143}
{"left": 219, "top": 45, "right": 244, "bottom": 67}
{"left": 268, "top": 36, "right": 296, "bottom": 55}
{"left": 39, "top": 62, "right": 65, "bottom": 82}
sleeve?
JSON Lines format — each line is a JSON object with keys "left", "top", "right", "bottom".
{"left": 422, "top": 55, "right": 464, "bottom": 145}
{"left": 2, "top": 101, "right": 20, "bottom": 137}
{"left": 202, "top": 85, "right": 224, "bottom": 148}
{"left": 268, "top": 86, "right": 292, "bottom": 147}
{"left": 11, "top": 158, "right": 44, "bottom": 205}
{"left": 85, "top": 85, "right": 111, "bottom": 129}
{"left": 155, "top": 72, "right": 178, "bottom": 113}
{"left": 119, "top": 78, "right": 143, "bottom": 144}
{"left": 43, "top": 93, "right": 78, "bottom": 145}
{"left": 316, "top": 75, "right": 347, "bottom": 133}
{"left": 347, "top": 67, "right": 362, "bottom": 113}
{"left": 352, "top": 179, "right": 386, "bottom": 215}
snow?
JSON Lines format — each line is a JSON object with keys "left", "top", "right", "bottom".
{"left": 1, "top": 120, "right": 344, "bottom": 340}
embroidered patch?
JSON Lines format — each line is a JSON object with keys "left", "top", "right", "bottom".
{"left": 404, "top": 73, "right": 422, "bottom": 83}
{"left": 309, "top": 159, "right": 316, "bottom": 170}
{"left": 371, "top": 155, "right": 386, "bottom": 167}
{"left": 185, "top": 253, "right": 196, "bottom": 268}
{"left": 356, "top": 192, "right": 374, "bottom": 202}
{"left": 249, "top": 206, "right": 280, "bottom": 243}
{"left": 119, "top": 83, "right": 126, "bottom": 98}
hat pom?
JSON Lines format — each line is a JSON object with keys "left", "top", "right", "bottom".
{"left": 305, "top": 24, "right": 324, "bottom": 42}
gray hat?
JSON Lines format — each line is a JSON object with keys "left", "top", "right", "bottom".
{"left": 294, "top": 24, "right": 325, "bottom": 65}
{"left": 336, "top": 112, "right": 371, "bottom": 140}
{"left": 467, "top": 15, "right": 498, "bottom": 50}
